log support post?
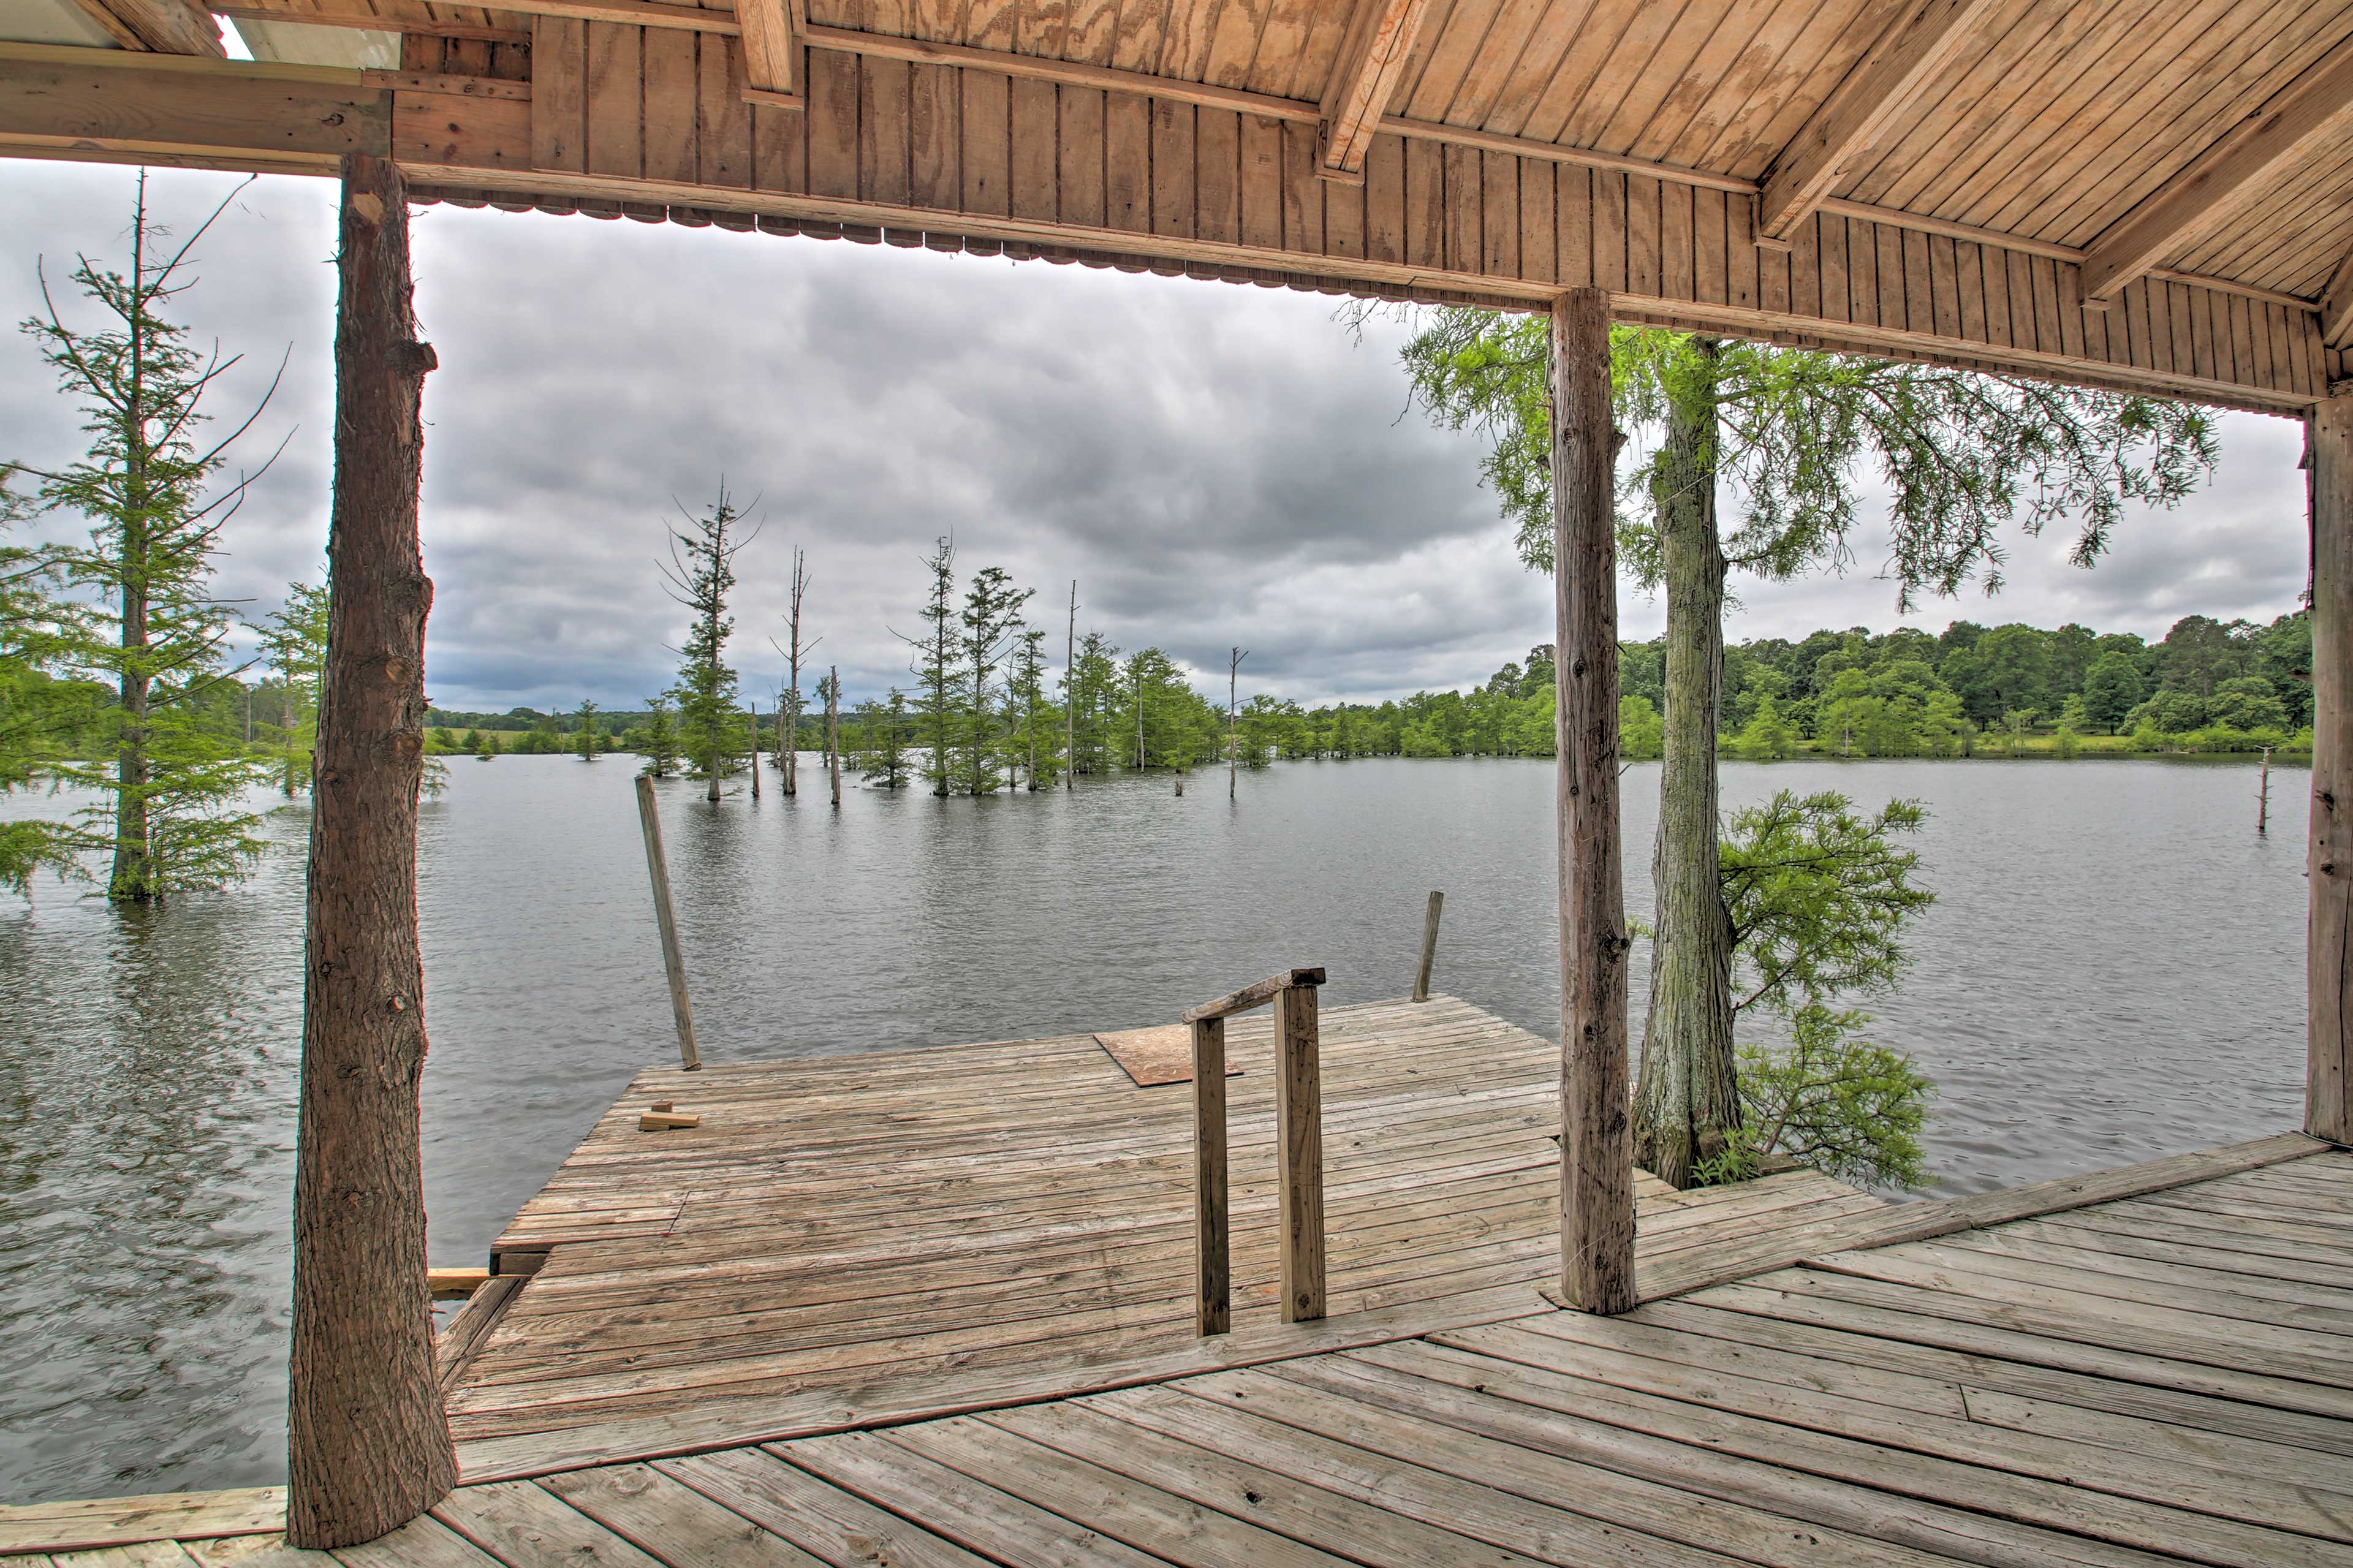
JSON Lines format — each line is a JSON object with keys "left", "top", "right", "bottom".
{"left": 286, "top": 153, "right": 457, "bottom": 1549}
{"left": 1190, "top": 1015, "right": 1229, "bottom": 1335}
{"left": 2312, "top": 395, "right": 2353, "bottom": 1145}
{"left": 1275, "top": 978, "right": 1326, "bottom": 1322}
{"left": 1551, "top": 287, "right": 1637, "bottom": 1312}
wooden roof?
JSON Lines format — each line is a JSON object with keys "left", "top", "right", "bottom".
{"left": 9, "top": 0, "right": 2353, "bottom": 412}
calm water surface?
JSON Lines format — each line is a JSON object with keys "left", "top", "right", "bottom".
{"left": 0, "top": 754, "right": 2308, "bottom": 1501}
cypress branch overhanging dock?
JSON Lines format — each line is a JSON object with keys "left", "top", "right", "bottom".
{"left": 5, "top": 997, "right": 2350, "bottom": 1567}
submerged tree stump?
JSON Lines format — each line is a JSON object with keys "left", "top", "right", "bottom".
{"left": 287, "top": 153, "right": 457, "bottom": 1548}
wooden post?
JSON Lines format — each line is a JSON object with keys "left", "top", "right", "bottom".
{"left": 1229, "top": 646, "right": 1245, "bottom": 800}
{"left": 2260, "top": 746, "right": 2272, "bottom": 834}
{"left": 1275, "top": 979, "right": 1326, "bottom": 1322}
{"left": 1190, "top": 1015, "right": 1229, "bottom": 1335}
{"left": 1066, "top": 580, "right": 1077, "bottom": 791}
{"left": 1413, "top": 890, "right": 1444, "bottom": 1001}
{"left": 828, "top": 664, "right": 841, "bottom": 808}
{"left": 2311, "top": 396, "right": 2353, "bottom": 1145}
{"left": 286, "top": 153, "right": 456, "bottom": 1550}
{"left": 748, "top": 702, "right": 760, "bottom": 799}
{"left": 635, "top": 773, "right": 702, "bottom": 1070}
{"left": 1551, "top": 287, "right": 1637, "bottom": 1311}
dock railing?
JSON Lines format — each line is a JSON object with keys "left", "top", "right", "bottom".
{"left": 1180, "top": 966, "right": 1325, "bottom": 1336}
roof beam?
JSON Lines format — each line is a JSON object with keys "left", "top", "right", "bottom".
{"left": 69, "top": 0, "right": 223, "bottom": 55}
{"left": 2082, "top": 48, "right": 2353, "bottom": 301}
{"left": 2324, "top": 244, "right": 2353, "bottom": 347}
{"left": 1757, "top": 0, "right": 2003, "bottom": 242}
{"left": 733, "top": 0, "right": 804, "bottom": 110}
{"left": 1316, "top": 0, "right": 1431, "bottom": 183}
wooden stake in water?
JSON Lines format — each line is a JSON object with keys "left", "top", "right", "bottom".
{"left": 1414, "top": 890, "right": 1444, "bottom": 1002}
{"left": 748, "top": 702, "right": 760, "bottom": 800}
{"left": 1229, "top": 645, "right": 1246, "bottom": 800}
{"left": 1066, "top": 580, "right": 1078, "bottom": 792}
{"left": 634, "top": 774, "right": 701, "bottom": 1070}
{"left": 2260, "top": 746, "right": 2273, "bottom": 834}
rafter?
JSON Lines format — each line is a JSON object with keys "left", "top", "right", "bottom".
{"left": 733, "top": 0, "right": 805, "bottom": 110}
{"left": 2082, "top": 48, "right": 2353, "bottom": 301}
{"left": 2324, "top": 243, "right": 2353, "bottom": 348}
{"left": 69, "top": 0, "right": 223, "bottom": 55}
{"left": 1315, "top": 0, "right": 1430, "bottom": 183}
{"left": 1757, "top": 0, "right": 2001, "bottom": 242}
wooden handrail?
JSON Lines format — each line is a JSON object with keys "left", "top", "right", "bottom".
{"left": 1181, "top": 967, "right": 1325, "bottom": 1023}
{"left": 1186, "top": 966, "right": 1326, "bottom": 1335}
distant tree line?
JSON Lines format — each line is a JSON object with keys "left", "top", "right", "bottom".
{"left": 428, "top": 604, "right": 2309, "bottom": 778}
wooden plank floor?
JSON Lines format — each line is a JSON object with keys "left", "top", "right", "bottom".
{"left": 12, "top": 1134, "right": 2349, "bottom": 1566}
{"left": 447, "top": 996, "right": 1890, "bottom": 1479}
{"left": 10, "top": 996, "right": 2348, "bottom": 1566}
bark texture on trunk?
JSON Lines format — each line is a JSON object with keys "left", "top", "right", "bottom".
{"left": 1632, "top": 336, "right": 1741, "bottom": 1191}
{"left": 1550, "top": 289, "right": 1637, "bottom": 1312}
{"left": 2312, "top": 396, "right": 2353, "bottom": 1145}
{"left": 286, "top": 154, "right": 456, "bottom": 1550}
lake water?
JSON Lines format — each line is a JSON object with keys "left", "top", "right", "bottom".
{"left": 0, "top": 752, "right": 2309, "bottom": 1503}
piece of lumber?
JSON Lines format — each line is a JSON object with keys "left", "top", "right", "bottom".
{"left": 1274, "top": 982, "right": 1326, "bottom": 1324}
{"left": 1412, "top": 889, "right": 1442, "bottom": 1001}
{"left": 2323, "top": 247, "right": 2353, "bottom": 349}
{"left": 68, "top": 0, "right": 224, "bottom": 56}
{"left": 1181, "top": 967, "right": 1324, "bottom": 1023}
{"left": 735, "top": 0, "right": 806, "bottom": 110}
{"left": 639, "top": 1112, "right": 701, "bottom": 1130}
{"left": 632, "top": 775, "right": 701, "bottom": 1071}
{"left": 2081, "top": 48, "right": 2353, "bottom": 300}
{"left": 428, "top": 1267, "right": 490, "bottom": 1300}
{"left": 0, "top": 44, "right": 390, "bottom": 173}
{"left": 435, "top": 1274, "right": 521, "bottom": 1394}
{"left": 1191, "top": 1016, "right": 1230, "bottom": 1335}
{"left": 1315, "top": 0, "right": 1430, "bottom": 183}
{"left": 1757, "top": 0, "right": 2002, "bottom": 241}
{"left": 1092, "top": 1025, "right": 1242, "bottom": 1086}
{"left": 0, "top": 1492, "right": 284, "bottom": 1557}
{"left": 539, "top": 1463, "right": 827, "bottom": 1568}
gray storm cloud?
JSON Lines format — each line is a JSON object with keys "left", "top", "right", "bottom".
{"left": 0, "top": 162, "right": 2313, "bottom": 713}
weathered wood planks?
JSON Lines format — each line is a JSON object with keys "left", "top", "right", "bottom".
{"left": 17, "top": 1138, "right": 2353, "bottom": 1567}
{"left": 439, "top": 998, "right": 1882, "bottom": 1479}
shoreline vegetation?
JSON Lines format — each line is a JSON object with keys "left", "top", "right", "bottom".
{"left": 412, "top": 607, "right": 2314, "bottom": 774}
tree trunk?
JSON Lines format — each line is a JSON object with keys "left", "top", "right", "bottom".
{"left": 1550, "top": 288, "right": 1635, "bottom": 1312}
{"left": 111, "top": 599, "right": 150, "bottom": 899}
{"left": 2310, "top": 396, "right": 2353, "bottom": 1143}
{"left": 828, "top": 665, "right": 841, "bottom": 808}
{"left": 286, "top": 154, "right": 455, "bottom": 1550}
{"left": 1631, "top": 336, "right": 1740, "bottom": 1191}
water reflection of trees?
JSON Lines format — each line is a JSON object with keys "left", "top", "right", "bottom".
{"left": 0, "top": 809, "right": 306, "bottom": 1498}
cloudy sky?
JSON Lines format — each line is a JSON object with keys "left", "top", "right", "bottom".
{"left": 0, "top": 161, "right": 2314, "bottom": 714}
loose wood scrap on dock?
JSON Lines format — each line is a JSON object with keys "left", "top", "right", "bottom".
{"left": 1091, "top": 1023, "right": 1241, "bottom": 1087}
{"left": 446, "top": 996, "right": 1885, "bottom": 1478}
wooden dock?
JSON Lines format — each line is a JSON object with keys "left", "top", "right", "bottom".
{"left": 5, "top": 996, "right": 2349, "bottom": 1566}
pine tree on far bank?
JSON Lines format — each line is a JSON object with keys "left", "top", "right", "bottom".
{"left": 661, "top": 488, "right": 753, "bottom": 800}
